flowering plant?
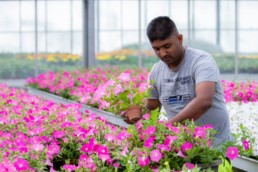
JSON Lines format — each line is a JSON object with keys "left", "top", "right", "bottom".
{"left": 124, "top": 109, "right": 228, "bottom": 171}
{"left": 101, "top": 72, "right": 151, "bottom": 120}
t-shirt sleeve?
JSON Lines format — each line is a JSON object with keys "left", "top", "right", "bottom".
{"left": 193, "top": 55, "right": 220, "bottom": 84}
{"left": 148, "top": 64, "right": 159, "bottom": 99}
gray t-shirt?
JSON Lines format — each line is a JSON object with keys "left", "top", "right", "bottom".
{"left": 148, "top": 46, "right": 232, "bottom": 145}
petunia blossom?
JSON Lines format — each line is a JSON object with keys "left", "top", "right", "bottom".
{"left": 150, "top": 149, "right": 162, "bottom": 162}
{"left": 225, "top": 146, "right": 238, "bottom": 160}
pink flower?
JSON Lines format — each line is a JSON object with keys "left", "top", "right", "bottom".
{"left": 226, "top": 146, "right": 238, "bottom": 160}
{"left": 52, "top": 130, "right": 65, "bottom": 138}
{"left": 143, "top": 136, "right": 155, "bottom": 148}
{"left": 242, "top": 139, "right": 249, "bottom": 150}
{"left": 156, "top": 144, "right": 170, "bottom": 152}
{"left": 177, "top": 150, "right": 186, "bottom": 158}
{"left": 31, "top": 143, "right": 44, "bottom": 152}
{"left": 166, "top": 124, "right": 180, "bottom": 134}
{"left": 150, "top": 149, "right": 162, "bottom": 162}
{"left": 97, "top": 145, "right": 109, "bottom": 155}
{"left": 104, "top": 134, "right": 115, "bottom": 142}
{"left": 137, "top": 154, "right": 150, "bottom": 167}
{"left": 183, "top": 162, "right": 195, "bottom": 169}
{"left": 46, "top": 143, "right": 60, "bottom": 158}
{"left": 164, "top": 136, "right": 177, "bottom": 146}
{"left": 13, "top": 159, "right": 29, "bottom": 171}
{"left": 142, "top": 113, "right": 150, "bottom": 120}
{"left": 144, "top": 126, "right": 156, "bottom": 135}
{"left": 98, "top": 153, "right": 111, "bottom": 162}
{"left": 181, "top": 142, "right": 192, "bottom": 152}
{"left": 193, "top": 126, "right": 206, "bottom": 138}
{"left": 118, "top": 72, "right": 130, "bottom": 82}
{"left": 62, "top": 164, "right": 77, "bottom": 171}
{"left": 113, "top": 163, "right": 120, "bottom": 170}
{"left": 116, "top": 131, "right": 130, "bottom": 140}
{"left": 120, "top": 146, "right": 128, "bottom": 156}
{"left": 114, "top": 84, "right": 123, "bottom": 96}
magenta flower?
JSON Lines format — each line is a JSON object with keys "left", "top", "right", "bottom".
{"left": 137, "top": 154, "right": 150, "bottom": 167}
{"left": 97, "top": 145, "right": 109, "bottom": 155}
{"left": 13, "top": 159, "right": 29, "bottom": 171}
{"left": 156, "top": 143, "right": 170, "bottom": 152}
{"left": 144, "top": 126, "right": 156, "bottom": 135}
{"left": 181, "top": 142, "right": 193, "bottom": 152}
{"left": 143, "top": 136, "right": 155, "bottom": 148}
{"left": 226, "top": 146, "right": 239, "bottom": 160}
{"left": 166, "top": 124, "right": 180, "bottom": 134}
{"left": 193, "top": 126, "right": 206, "bottom": 138}
{"left": 183, "top": 162, "right": 195, "bottom": 169}
{"left": 164, "top": 136, "right": 177, "bottom": 146}
{"left": 113, "top": 163, "right": 120, "bottom": 170}
{"left": 150, "top": 149, "right": 162, "bottom": 162}
{"left": 142, "top": 113, "right": 150, "bottom": 120}
{"left": 242, "top": 139, "right": 249, "bottom": 150}
{"left": 62, "top": 164, "right": 77, "bottom": 172}
{"left": 116, "top": 130, "right": 130, "bottom": 140}
{"left": 52, "top": 130, "right": 65, "bottom": 138}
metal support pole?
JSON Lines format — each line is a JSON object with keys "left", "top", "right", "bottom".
{"left": 19, "top": 0, "right": 22, "bottom": 53}
{"left": 138, "top": 0, "right": 142, "bottom": 67}
{"left": 234, "top": 0, "right": 239, "bottom": 79}
{"left": 34, "top": 0, "right": 38, "bottom": 76}
{"left": 187, "top": 0, "right": 191, "bottom": 45}
{"left": 216, "top": 0, "right": 221, "bottom": 46}
{"left": 45, "top": 0, "right": 48, "bottom": 53}
{"left": 70, "top": 0, "right": 73, "bottom": 54}
{"left": 82, "top": 0, "right": 95, "bottom": 68}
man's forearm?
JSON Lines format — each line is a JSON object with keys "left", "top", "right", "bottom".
{"left": 168, "top": 96, "right": 212, "bottom": 124}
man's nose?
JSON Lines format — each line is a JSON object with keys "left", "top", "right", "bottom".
{"left": 160, "top": 49, "right": 167, "bottom": 57}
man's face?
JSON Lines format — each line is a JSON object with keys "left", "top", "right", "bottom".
{"left": 151, "top": 33, "right": 184, "bottom": 68}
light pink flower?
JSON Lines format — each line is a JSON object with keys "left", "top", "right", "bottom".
{"left": 104, "top": 134, "right": 116, "bottom": 142}
{"left": 120, "top": 146, "right": 128, "bottom": 156}
{"left": 226, "top": 146, "right": 238, "bottom": 160}
{"left": 31, "top": 143, "right": 44, "bottom": 152}
{"left": 150, "top": 149, "right": 162, "bottom": 162}
{"left": 177, "top": 150, "right": 186, "bottom": 158}
{"left": 118, "top": 72, "right": 130, "bottom": 82}
{"left": 114, "top": 84, "right": 123, "bottom": 96}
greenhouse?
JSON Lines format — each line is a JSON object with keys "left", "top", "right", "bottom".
{"left": 0, "top": 0, "right": 258, "bottom": 171}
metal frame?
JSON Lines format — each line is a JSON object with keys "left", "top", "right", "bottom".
{"left": 27, "top": 87, "right": 129, "bottom": 128}
{"left": 82, "top": 0, "right": 95, "bottom": 68}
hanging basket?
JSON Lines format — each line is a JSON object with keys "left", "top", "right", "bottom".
{"left": 125, "top": 105, "right": 142, "bottom": 124}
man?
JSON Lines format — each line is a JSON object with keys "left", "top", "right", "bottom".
{"left": 146, "top": 16, "right": 232, "bottom": 145}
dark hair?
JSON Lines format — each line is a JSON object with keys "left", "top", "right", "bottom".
{"left": 147, "top": 16, "right": 178, "bottom": 42}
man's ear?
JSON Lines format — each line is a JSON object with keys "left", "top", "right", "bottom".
{"left": 177, "top": 34, "right": 183, "bottom": 44}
